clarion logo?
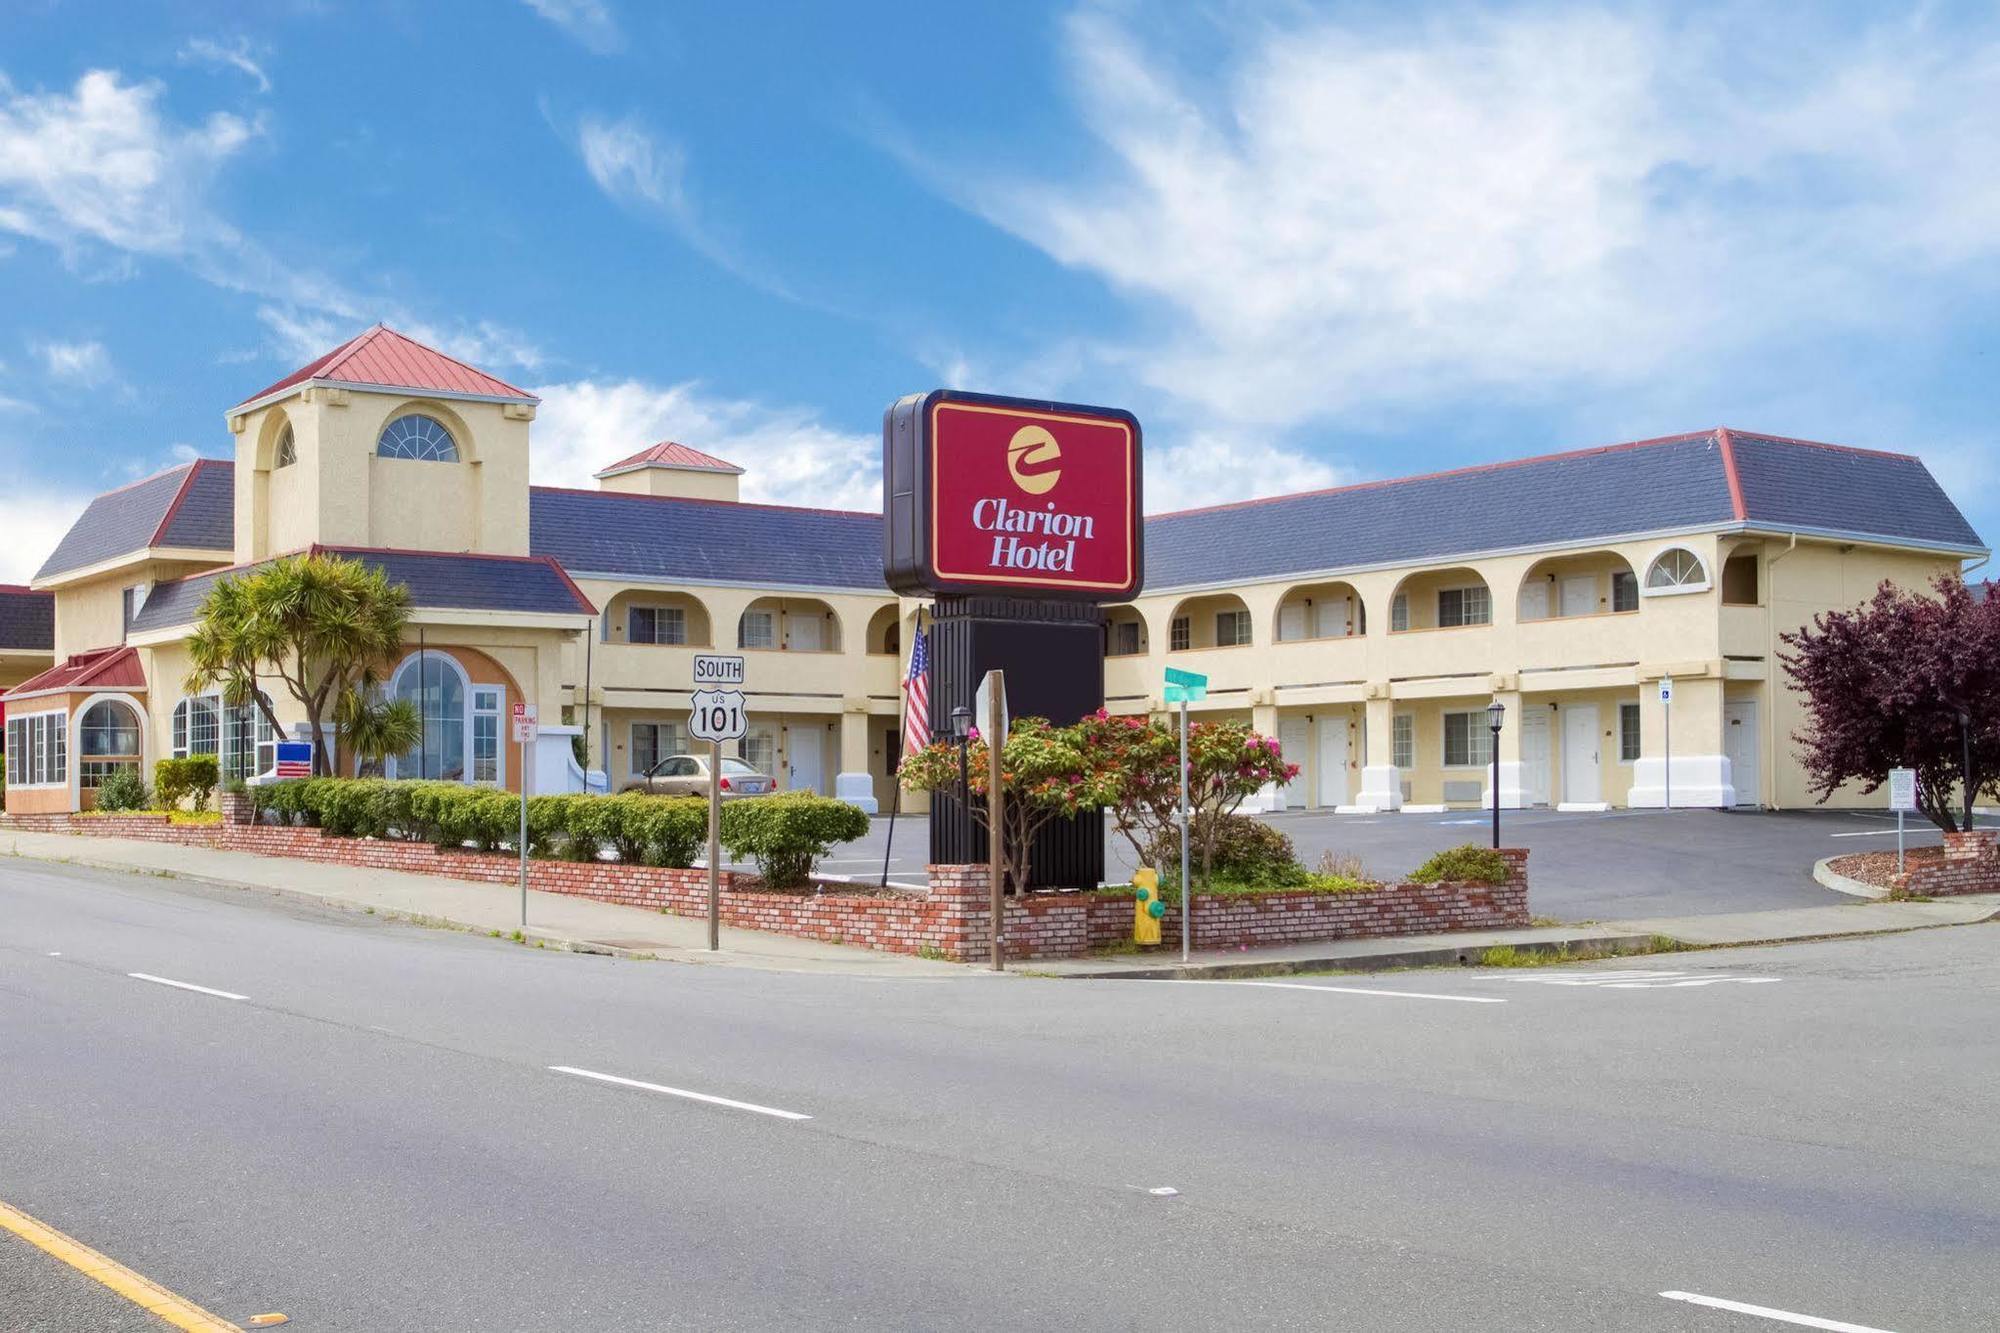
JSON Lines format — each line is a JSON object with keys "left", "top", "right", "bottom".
{"left": 971, "top": 497, "right": 1097, "bottom": 572}
{"left": 1006, "top": 425, "right": 1062, "bottom": 495}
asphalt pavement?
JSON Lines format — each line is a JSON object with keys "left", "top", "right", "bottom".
{"left": 4, "top": 855, "right": 1998, "bottom": 1330}
{"left": 831, "top": 806, "right": 1981, "bottom": 919}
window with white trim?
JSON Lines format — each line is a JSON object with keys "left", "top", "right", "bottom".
{"left": 1619, "top": 702, "right": 1643, "bottom": 763}
{"left": 7, "top": 712, "right": 68, "bottom": 786}
{"left": 1215, "top": 609, "right": 1252, "bottom": 647}
{"left": 1437, "top": 585, "right": 1491, "bottom": 627}
{"left": 1169, "top": 616, "right": 1191, "bottom": 651}
{"left": 1391, "top": 714, "right": 1414, "bottom": 769}
{"left": 78, "top": 700, "right": 140, "bottom": 790}
{"left": 472, "top": 687, "right": 502, "bottom": 784}
{"left": 628, "top": 605, "right": 687, "bottom": 645}
{"left": 274, "top": 424, "right": 297, "bottom": 468}
{"left": 172, "top": 696, "right": 221, "bottom": 759}
{"left": 1442, "top": 710, "right": 1494, "bottom": 768}
{"left": 739, "top": 610, "right": 776, "bottom": 649}
{"left": 376, "top": 413, "right": 458, "bottom": 462}
{"left": 1109, "top": 620, "right": 1142, "bottom": 656}
{"left": 739, "top": 728, "right": 776, "bottom": 775}
{"left": 1645, "top": 547, "right": 1709, "bottom": 592}
{"left": 222, "top": 703, "right": 276, "bottom": 783}
{"left": 631, "top": 721, "right": 685, "bottom": 778}
{"left": 1612, "top": 569, "right": 1639, "bottom": 613}
{"left": 1390, "top": 593, "right": 1410, "bottom": 632}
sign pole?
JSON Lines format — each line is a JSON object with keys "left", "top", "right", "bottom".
{"left": 983, "top": 669, "right": 1006, "bottom": 972}
{"left": 1662, "top": 676, "right": 1673, "bottom": 813}
{"left": 1179, "top": 693, "right": 1191, "bottom": 964}
{"left": 708, "top": 737, "right": 722, "bottom": 952}
{"left": 518, "top": 731, "right": 529, "bottom": 930}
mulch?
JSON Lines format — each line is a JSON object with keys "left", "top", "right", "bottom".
{"left": 1828, "top": 846, "right": 1943, "bottom": 888}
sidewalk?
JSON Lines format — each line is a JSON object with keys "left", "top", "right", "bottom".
{"left": 0, "top": 830, "right": 965, "bottom": 976}
{"left": 1027, "top": 896, "right": 2000, "bottom": 980}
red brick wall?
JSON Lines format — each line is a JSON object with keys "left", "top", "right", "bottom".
{"left": 3, "top": 815, "right": 1531, "bottom": 962}
{"left": 1891, "top": 830, "right": 2000, "bottom": 898}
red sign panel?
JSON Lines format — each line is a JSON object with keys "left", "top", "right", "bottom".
{"left": 883, "top": 390, "right": 1142, "bottom": 600}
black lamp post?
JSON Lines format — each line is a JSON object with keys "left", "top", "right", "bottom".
{"left": 1958, "top": 706, "right": 1974, "bottom": 832}
{"left": 1487, "top": 699, "right": 1506, "bottom": 850}
{"left": 950, "top": 705, "right": 973, "bottom": 799}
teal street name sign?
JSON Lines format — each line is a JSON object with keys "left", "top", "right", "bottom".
{"left": 1164, "top": 667, "right": 1208, "bottom": 689}
{"left": 1164, "top": 683, "right": 1206, "bottom": 703}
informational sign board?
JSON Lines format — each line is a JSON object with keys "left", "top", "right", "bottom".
{"left": 693, "top": 653, "right": 745, "bottom": 687}
{"left": 975, "top": 671, "right": 1009, "bottom": 744}
{"left": 510, "top": 702, "right": 538, "bottom": 744}
{"left": 1888, "top": 768, "right": 1918, "bottom": 812}
{"left": 1658, "top": 677, "right": 1674, "bottom": 704}
{"left": 689, "top": 688, "right": 747, "bottom": 744}
{"left": 274, "top": 741, "right": 313, "bottom": 779}
{"left": 883, "top": 389, "right": 1143, "bottom": 600}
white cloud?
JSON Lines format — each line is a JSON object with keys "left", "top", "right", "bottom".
{"left": 529, "top": 377, "right": 879, "bottom": 512}
{"left": 0, "top": 484, "right": 87, "bottom": 582}
{"left": 1143, "top": 431, "right": 1350, "bottom": 515}
{"left": 521, "top": 0, "right": 622, "bottom": 55}
{"left": 577, "top": 113, "right": 686, "bottom": 217}
{"left": 177, "top": 36, "right": 271, "bottom": 93}
{"left": 919, "top": 8, "right": 2000, "bottom": 435}
{"left": 35, "top": 339, "right": 112, "bottom": 386}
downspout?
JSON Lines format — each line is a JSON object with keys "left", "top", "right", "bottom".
{"left": 1764, "top": 533, "right": 1799, "bottom": 809}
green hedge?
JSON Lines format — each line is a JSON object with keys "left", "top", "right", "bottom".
{"left": 154, "top": 756, "right": 220, "bottom": 811}
{"left": 244, "top": 778, "right": 853, "bottom": 877}
{"left": 1408, "top": 844, "right": 1511, "bottom": 885}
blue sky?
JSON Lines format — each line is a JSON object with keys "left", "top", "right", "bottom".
{"left": 4, "top": 0, "right": 1999, "bottom": 582}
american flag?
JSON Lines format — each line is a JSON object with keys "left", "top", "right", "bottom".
{"left": 902, "top": 623, "right": 931, "bottom": 755}
{"left": 274, "top": 741, "right": 313, "bottom": 779}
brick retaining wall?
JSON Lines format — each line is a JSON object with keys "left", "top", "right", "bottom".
{"left": 1890, "top": 830, "right": 2000, "bottom": 899}
{"left": 3, "top": 814, "right": 1531, "bottom": 961}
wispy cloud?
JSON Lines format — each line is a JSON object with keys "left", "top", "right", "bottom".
{"left": 177, "top": 36, "right": 271, "bottom": 93}
{"left": 529, "top": 376, "right": 878, "bottom": 512}
{"left": 35, "top": 338, "right": 113, "bottom": 386}
{"left": 0, "top": 483, "right": 88, "bottom": 581}
{"left": 521, "top": 0, "right": 622, "bottom": 55}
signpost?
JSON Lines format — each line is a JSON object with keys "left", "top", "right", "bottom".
{"left": 1888, "top": 766, "right": 1917, "bottom": 875}
{"left": 688, "top": 656, "right": 748, "bottom": 952}
{"left": 980, "top": 669, "right": 1008, "bottom": 971}
{"left": 1165, "top": 667, "right": 1207, "bottom": 962}
{"left": 1659, "top": 675, "right": 1673, "bottom": 812}
{"left": 510, "top": 703, "right": 538, "bottom": 929}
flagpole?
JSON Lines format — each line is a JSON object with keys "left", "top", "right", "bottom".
{"left": 880, "top": 609, "right": 920, "bottom": 889}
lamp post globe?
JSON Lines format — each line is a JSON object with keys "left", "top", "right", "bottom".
{"left": 1487, "top": 700, "right": 1506, "bottom": 850}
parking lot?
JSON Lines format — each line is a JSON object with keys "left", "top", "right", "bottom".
{"left": 815, "top": 806, "right": 1983, "bottom": 922}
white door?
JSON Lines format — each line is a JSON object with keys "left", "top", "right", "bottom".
{"left": 1562, "top": 705, "right": 1601, "bottom": 804}
{"left": 1278, "top": 603, "right": 1307, "bottom": 642}
{"left": 787, "top": 612, "right": 822, "bottom": 652}
{"left": 1278, "top": 718, "right": 1310, "bottom": 800}
{"left": 1317, "top": 717, "right": 1349, "bottom": 807}
{"left": 1521, "top": 706, "right": 1552, "bottom": 806}
{"left": 1519, "top": 581, "right": 1549, "bottom": 621}
{"left": 1560, "top": 575, "right": 1596, "bottom": 618}
{"left": 787, "top": 727, "right": 824, "bottom": 794}
{"left": 1315, "top": 596, "right": 1352, "bottom": 639}
{"left": 1724, "top": 701, "right": 1760, "bottom": 807}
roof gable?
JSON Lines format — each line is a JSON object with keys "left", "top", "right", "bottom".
{"left": 1727, "top": 431, "right": 1983, "bottom": 550}
{"left": 34, "top": 460, "right": 235, "bottom": 583}
{"left": 234, "top": 325, "right": 536, "bottom": 409}
{"left": 595, "top": 440, "right": 745, "bottom": 477}
{"left": 2, "top": 645, "right": 143, "bottom": 700}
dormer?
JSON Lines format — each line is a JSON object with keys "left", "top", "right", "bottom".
{"left": 225, "top": 325, "right": 539, "bottom": 562}
{"left": 594, "top": 441, "right": 743, "bottom": 502}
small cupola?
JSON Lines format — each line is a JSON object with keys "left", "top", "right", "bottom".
{"left": 594, "top": 441, "right": 744, "bottom": 502}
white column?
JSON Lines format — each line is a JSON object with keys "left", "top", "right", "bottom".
{"left": 1482, "top": 690, "right": 1527, "bottom": 810}
{"left": 1352, "top": 693, "right": 1403, "bottom": 812}
{"left": 834, "top": 705, "right": 879, "bottom": 814}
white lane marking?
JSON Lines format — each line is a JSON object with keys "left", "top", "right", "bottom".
{"left": 548, "top": 1065, "right": 812, "bottom": 1121}
{"left": 127, "top": 972, "right": 248, "bottom": 1001}
{"left": 1659, "top": 1290, "right": 1896, "bottom": 1332}
{"left": 1829, "top": 829, "right": 1922, "bottom": 839}
{"left": 46, "top": 951, "right": 60, "bottom": 957}
{"left": 1144, "top": 979, "right": 1504, "bottom": 1004}
{"left": 1510, "top": 971, "right": 1779, "bottom": 989}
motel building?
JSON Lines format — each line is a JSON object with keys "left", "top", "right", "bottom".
{"left": 2, "top": 324, "right": 1985, "bottom": 819}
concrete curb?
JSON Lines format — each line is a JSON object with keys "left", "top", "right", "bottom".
{"left": 1813, "top": 855, "right": 1889, "bottom": 901}
{"left": 1051, "top": 933, "right": 1661, "bottom": 980}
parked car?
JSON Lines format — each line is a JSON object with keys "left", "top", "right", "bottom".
{"left": 623, "top": 753, "right": 776, "bottom": 798}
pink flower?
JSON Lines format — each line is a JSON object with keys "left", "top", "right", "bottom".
{"left": 967, "top": 726, "right": 982, "bottom": 742}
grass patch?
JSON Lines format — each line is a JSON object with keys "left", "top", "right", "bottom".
{"left": 1476, "top": 935, "right": 1694, "bottom": 969}
{"left": 167, "top": 810, "right": 223, "bottom": 826}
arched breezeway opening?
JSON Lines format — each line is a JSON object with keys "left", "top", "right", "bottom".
{"left": 1517, "top": 552, "right": 1639, "bottom": 621}
{"left": 1387, "top": 567, "right": 1491, "bottom": 633}
{"left": 1274, "top": 580, "right": 1365, "bottom": 642}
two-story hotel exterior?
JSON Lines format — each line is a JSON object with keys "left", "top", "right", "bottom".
{"left": 4, "top": 325, "right": 1985, "bottom": 818}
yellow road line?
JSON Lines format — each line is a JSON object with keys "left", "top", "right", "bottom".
{"left": 0, "top": 1196, "right": 239, "bottom": 1331}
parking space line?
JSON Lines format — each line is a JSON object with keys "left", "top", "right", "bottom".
{"left": 0, "top": 1197, "right": 239, "bottom": 1332}
{"left": 549, "top": 1065, "right": 813, "bottom": 1120}
{"left": 127, "top": 972, "right": 248, "bottom": 1001}
{"left": 1659, "top": 1290, "right": 1895, "bottom": 1332}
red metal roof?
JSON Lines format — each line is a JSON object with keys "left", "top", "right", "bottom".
{"left": 234, "top": 325, "right": 537, "bottom": 408}
{"left": 595, "top": 440, "right": 744, "bottom": 477}
{"left": 2, "top": 646, "right": 146, "bottom": 701}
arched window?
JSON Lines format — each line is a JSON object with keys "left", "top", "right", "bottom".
{"left": 78, "top": 700, "right": 142, "bottom": 792}
{"left": 1645, "top": 547, "right": 1710, "bottom": 593}
{"left": 376, "top": 413, "right": 459, "bottom": 462}
{"left": 389, "top": 654, "right": 468, "bottom": 781}
{"left": 274, "top": 424, "right": 297, "bottom": 468}
{"left": 172, "top": 696, "right": 220, "bottom": 757}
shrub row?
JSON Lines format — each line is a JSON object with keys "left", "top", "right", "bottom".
{"left": 154, "top": 756, "right": 220, "bottom": 811}
{"left": 248, "top": 779, "right": 868, "bottom": 885}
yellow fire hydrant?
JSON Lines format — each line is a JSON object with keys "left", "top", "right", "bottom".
{"left": 1133, "top": 867, "right": 1165, "bottom": 946}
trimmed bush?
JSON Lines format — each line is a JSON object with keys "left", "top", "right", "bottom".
{"left": 1409, "top": 844, "right": 1510, "bottom": 885}
{"left": 720, "top": 793, "right": 869, "bottom": 888}
{"left": 1204, "top": 813, "right": 1309, "bottom": 888}
{"left": 93, "top": 767, "right": 150, "bottom": 812}
{"left": 154, "top": 756, "right": 220, "bottom": 812}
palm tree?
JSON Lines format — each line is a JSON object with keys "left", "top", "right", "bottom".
{"left": 185, "top": 553, "right": 412, "bottom": 776}
{"left": 340, "top": 692, "right": 424, "bottom": 778}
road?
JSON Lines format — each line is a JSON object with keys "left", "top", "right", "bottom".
{"left": 827, "top": 806, "right": 1981, "bottom": 918}
{"left": 3, "top": 855, "right": 1997, "bottom": 1330}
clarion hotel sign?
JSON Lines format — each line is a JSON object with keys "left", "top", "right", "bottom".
{"left": 882, "top": 389, "right": 1144, "bottom": 601}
